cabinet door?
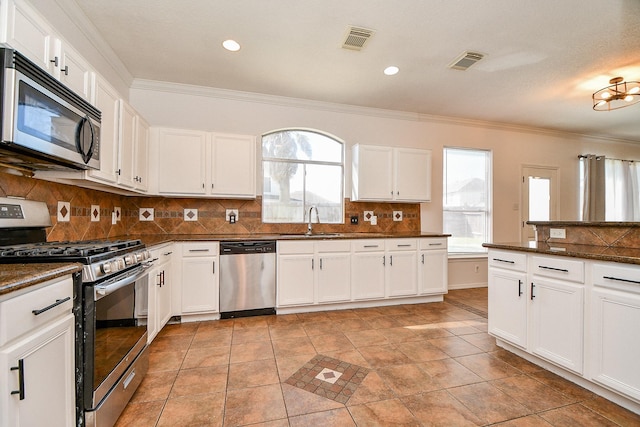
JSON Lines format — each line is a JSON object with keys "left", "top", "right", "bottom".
{"left": 117, "top": 102, "right": 137, "bottom": 188}
{"left": 210, "top": 134, "right": 256, "bottom": 197}
{"left": 146, "top": 264, "right": 161, "bottom": 343}
{"left": 181, "top": 256, "right": 218, "bottom": 313}
{"left": 419, "top": 249, "right": 448, "bottom": 295}
{"left": 157, "top": 262, "right": 172, "bottom": 330}
{"left": 590, "top": 288, "right": 640, "bottom": 401}
{"left": 386, "top": 250, "right": 418, "bottom": 297}
{"left": 317, "top": 253, "right": 351, "bottom": 303}
{"left": 277, "top": 255, "right": 314, "bottom": 306}
{"left": 0, "top": 314, "right": 75, "bottom": 427}
{"left": 488, "top": 268, "right": 528, "bottom": 349}
{"left": 351, "top": 252, "right": 386, "bottom": 300}
{"left": 352, "top": 145, "right": 393, "bottom": 201}
{"left": 157, "top": 129, "right": 207, "bottom": 194}
{"left": 134, "top": 115, "right": 150, "bottom": 191}
{"left": 530, "top": 277, "right": 584, "bottom": 374}
{"left": 89, "top": 77, "right": 120, "bottom": 183}
{"left": 59, "top": 43, "right": 93, "bottom": 101}
{"left": 394, "top": 148, "right": 431, "bottom": 202}
{"left": 4, "top": 0, "right": 57, "bottom": 76}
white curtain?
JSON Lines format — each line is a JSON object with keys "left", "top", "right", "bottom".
{"left": 580, "top": 155, "right": 606, "bottom": 221}
{"left": 605, "top": 159, "right": 640, "bottom": 221}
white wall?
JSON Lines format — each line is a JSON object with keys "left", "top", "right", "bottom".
{"left": 130, "top": 81, "right": 640, "bottom": 244}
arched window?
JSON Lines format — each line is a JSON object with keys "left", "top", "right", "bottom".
{"left": 262, "top": 129, "right": 344, "bottom": 223}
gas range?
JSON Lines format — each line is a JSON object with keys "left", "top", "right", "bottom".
{"left": 0, "top": 239, "right": 151, "bottom": 283}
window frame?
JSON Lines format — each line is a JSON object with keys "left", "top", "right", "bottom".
{"left": 261, "top": 128, "right": 345, "bottom": 224}
{"left": 442, "top": 146, "right": 493, "bottom": 254}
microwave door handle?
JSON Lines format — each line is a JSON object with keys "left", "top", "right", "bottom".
{"left": 76, "top": 115, "right": 95, "bottom": 164}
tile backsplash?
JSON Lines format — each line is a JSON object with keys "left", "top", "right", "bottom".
{"left": 0, "top": 172, "right": 421, "bottom": 241}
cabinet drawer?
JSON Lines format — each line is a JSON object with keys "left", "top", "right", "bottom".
{"left": 532, "top": 255, "right": 584, "bottom": 283}
{"left": 278, "top": 240, "right": 314, "bottom": 255}
{"left": 182, "top": 242, "right": 219, "bottom": 257}
{"left": 0, "top": 276, "right": 74, "bottom": 346}
{"left": 316, "top": 240, "right": 351, "bottom": 253}
{"left": 352, "top": 240, "right": 385, "bottom": 252}
{"left": 489, "top": 250, "right": 527, "bottom": 272}
{"left": 386, "top": 239, "right": 417, "bottom": 251}
{"left": 593, "top": 262, "right": 640, "bottom": 294}
{"left": 419, "top": 238, "right": 447, "bottom": 250}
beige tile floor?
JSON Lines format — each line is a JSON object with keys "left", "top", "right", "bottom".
{"left": 115, "top": 288, "right": 640, "bottom": 426}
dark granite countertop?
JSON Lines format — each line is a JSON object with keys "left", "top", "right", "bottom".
{"left": 483, "top": 242, "right": 640, "bottom": 265}
{"left": 0, "top": 263, "right": 82, "bottom": 297}
{"left": 527, "top": 221, "right": 640, "bottom": 227}
{"left": 119, "top": 232, "right": 450, "bottom": 248}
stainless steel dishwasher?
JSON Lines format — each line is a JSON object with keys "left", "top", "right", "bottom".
{"left": 219, "top": 240, "right": 277, "bottom": 318}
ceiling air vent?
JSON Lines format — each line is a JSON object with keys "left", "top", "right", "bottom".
{"left": 342, "top": 26, "right": 375, "bottom": 51}
{"left": 449, "top": 51, "right": 485, "bottom": 70}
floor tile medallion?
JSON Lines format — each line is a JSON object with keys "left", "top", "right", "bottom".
{"left": 285, "top": 355, "right": 369, "bottom": 403}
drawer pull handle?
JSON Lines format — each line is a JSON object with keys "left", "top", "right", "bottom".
{"left": 163, "top": 251, "right": 173, "bottom": 256}
{"left": 189, "top": 249, "right": 210, "bottom": 252}
{"left": 10, "top": 359, "right": 25, "bottom": 400}
{"left": 603, "top": 276, "right": 640, "bottom": 285}
{"left": 364, "top": 245, "right": 379, "bottom": 248}
{"left": 428, "top": 243, "right": 443, "bottom": 246}
{"left": 397, "top": 244, "right": 412, "bottom": 247}
{"left": 32, "top": 297, "right": 71, "bottom": 315}
{"left": 538, "top": 265, "right": 569, "bottom": 273}
{"left": 493, "top": 258, "right": 515, "bottom": 264}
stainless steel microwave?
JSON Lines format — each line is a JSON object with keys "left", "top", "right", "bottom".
{"left": 0, "top": 48, "right": 100, "bottom": 171}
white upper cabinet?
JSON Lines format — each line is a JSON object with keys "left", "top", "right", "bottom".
{"left": 89, "top": 76, "right": 120, "bottom": 184}
{"left": 352, "top": 144, "right": 431, "bottom": 202}
{"left": 134, "top": 116, "right": 150, "bottom": 192}
{"left": 157, "top": 128, "right": 207, "bottom": 195}
{"left": 210, "top": 133, "right": 256, "bottom": 198}
{"left": 2, "top": 0, "right": 94, "bottom": 101}
{"left": 156, "top": 128, "right": 256, "bottom": 198}
{"left": 116, "top": 101, "right": 137, "bottom": 188}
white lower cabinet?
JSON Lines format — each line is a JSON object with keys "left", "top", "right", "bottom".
{"left": 590, "top": 262, "right": 640, "bottom": 401}
{"left": 386, "top": 239, "right": 418, "bottom": 297}
{"left": 488, "top": 267, "right": 528, "bottom": 349}
{"left": 0, "top": 275, "right": 76, "bottom": 427}
{"left": 147, "top": 244, "right": 173, "bottom": 343}
{"left": 316, "top": 241, "right": 351, "bottom": 303}
{"left": 181, "top": 242, "right": 219, "bottom": 314}
{"left": 418, "top": 238, "right": 448, "bottom": 295}
{"left": 530, "top": 277, "right": 584, "bottom": 374}
{"left": 351, "top": 240, "right": 386, "bottom": 300}
{"left": 277, "top": 242, "right": 315, "bottom": 306}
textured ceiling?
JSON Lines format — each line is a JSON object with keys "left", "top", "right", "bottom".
{"left": 71, "top": 0, "right": 640, "bottom": 142}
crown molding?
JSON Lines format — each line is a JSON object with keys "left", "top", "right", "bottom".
{"left": 54, "top": 0, "right": 133, "bottom": 88}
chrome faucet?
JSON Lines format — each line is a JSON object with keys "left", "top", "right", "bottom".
{"left": 306, "top": 206, "right": 320, "bottom": 235}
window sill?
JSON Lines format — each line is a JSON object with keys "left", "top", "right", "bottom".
{"left": 447, "top": 252, "right": 488, "bottom": 260}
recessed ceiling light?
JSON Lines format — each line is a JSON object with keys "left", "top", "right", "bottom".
{"left": 384, "top": 66, "right": 399, "bottom": 76}
{"left": 222, "top": 39, "right": 241, "bottom": 52}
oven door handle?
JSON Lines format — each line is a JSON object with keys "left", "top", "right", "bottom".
{"left": 94, "top": 264, "right": 150, "bottom": 300}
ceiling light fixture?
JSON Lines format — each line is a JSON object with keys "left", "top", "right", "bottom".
{"left": 592, "top": 77, "right": 640, "bottom": 111}
{"left": 384, "top": 66, "right": 399, "bottom": 76}
{"left": 222, "top": 39, "right": 241, "bottom": 52}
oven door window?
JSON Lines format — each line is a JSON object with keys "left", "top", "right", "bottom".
{"left": 93, "top": 274, "right": 148, "bottom": 389}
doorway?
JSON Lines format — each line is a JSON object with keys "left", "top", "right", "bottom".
{"left": 521, "top": 166, "right": 559, "bottom": 243}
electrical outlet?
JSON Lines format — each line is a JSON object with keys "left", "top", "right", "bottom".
{"left": 226, "top": 209, "right": 239, "bottom": 223}
{"left": 550, "top": 228, "right": 566, "bottom": 239}
{"left": 350, "top": 215, "right": 359, "bottom": 224}
{"left": 393, "top": 211, "right": 403, "bottom": 221}
{"left": 474, "top": 264, "right": 480, "bottom": 273}
{"left": 363, "top": 211, "right": 374, "bottom": 222}
{"left": 370, "top": 215, "right": 377, "bottom": 226}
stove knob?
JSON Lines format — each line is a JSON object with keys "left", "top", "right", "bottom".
{"left": 100, "top": 262, "right": 112, "bottom": 274}
{"left": 117, "top": 258, "right": 126, "bottom": 270}
{"left": 124, "top": 255, "right": 134, "bottom": 265}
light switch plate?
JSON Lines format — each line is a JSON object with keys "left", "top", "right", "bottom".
{"left": 57, "top": 201, "right": 70, "bottom": 222}
{"left": 139, "top": 208, "right": 154, "bottom": 221}
{"left": 363, "top": 211, "right": 374, "bottom": 222}
{"left": 184, "top": 208, "right": 198, "bottom": 221}
{"left": 393, "top": 211, "right": 403, "bottom": 221}
{"left": 91, "top": 205, "right": 100, "bottom": 222}
{"left": 370, "top": 215, "right": 377, "bottom": 226}
{"left": 550, "top": 228, "right": 566, "bottom": 239}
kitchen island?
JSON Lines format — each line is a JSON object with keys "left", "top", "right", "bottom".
{"left": 484, "top": 221, "right": 640, "bottom": 415}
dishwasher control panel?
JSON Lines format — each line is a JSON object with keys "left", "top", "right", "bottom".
{"left": 220, "top": 240, "right": 276, "bottom": 255}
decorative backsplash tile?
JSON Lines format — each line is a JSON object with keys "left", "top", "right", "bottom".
{"left": 0, "top": 171, "right": 422, "bottom": 241}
